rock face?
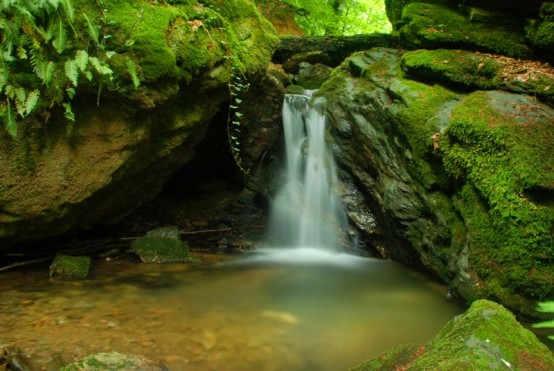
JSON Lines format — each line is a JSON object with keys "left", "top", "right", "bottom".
{"left": 353, "top": 299, "right": 554, "bottom": 370}
{"left": 319, "top": 45, "right": 554, "bottom": 317}
{"left": 0, "top": 0, "right": 279, "bottom": 247}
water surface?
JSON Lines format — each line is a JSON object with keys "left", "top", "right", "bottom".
{"left": 0, "top": 250, "right": 463, "bottom": 370}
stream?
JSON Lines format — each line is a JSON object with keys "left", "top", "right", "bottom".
{"left": 0, "top": 249, "right": 463, "bottom": 370}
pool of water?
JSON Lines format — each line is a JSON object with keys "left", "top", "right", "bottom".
{"left": 0, "top": 248, "right": 464, "bottom": 370}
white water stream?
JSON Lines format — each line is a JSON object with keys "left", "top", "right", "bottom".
{"left": 269, "top": 92, "right": 350, "bottom": 250}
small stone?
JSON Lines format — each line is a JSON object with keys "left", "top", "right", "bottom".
{"left": 49, "top": 254, "right": 91, "bottom": 280}
{"left": 131, "top": 226, "right": 188, "bottom": 263}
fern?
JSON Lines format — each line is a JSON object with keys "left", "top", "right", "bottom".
{"left": 1, "top": 99, "right": 18, "bottom": 137}
{"left": 126, "top": 59, "right": 140, "bottom": 88}
{"left": 52, "top": 14, "right": 66, "bottom": 53}
{"left": 75, "top": 49, "right": 88, "bottom": 71}
{"left": 63, "top": 102, "right": 74, "bottom": 121}
{"left": 60, "top": 0, "right": 74, "bottom": 22}
{"left": 14, "top": 87, "right": 26, "bottom": 116}
{"left": 83, "top": 12, "right": 99, "bottom": 45}
{"left": 89, "top": 56, "right": 112, "bottom": 76}
{"left": 24, "top": 89, "right": 39, "bottom": 115}
{"left": 65, "top": 59, "right": 78, "bottom": 86}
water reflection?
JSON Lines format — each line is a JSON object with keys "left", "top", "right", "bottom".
{"left": 0, "top": 253, "right": 463, "bottom": 370}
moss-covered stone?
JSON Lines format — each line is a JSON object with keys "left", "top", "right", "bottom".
{"left": 0, "top": 0, "right": 279, "bottom": 247}
{"left": 60, "top": 351, "right": 167, "bottom": 370}
{"left": 353, "top": 300, "right": 554, "bottom": 370}
{"left": 131, "top": 226, "right": 189, "bottom": 263}
{"left": 401, "top": 49, "right": 554, "bottom": 102}
{"left": 322, "top": 47, "right": 554, "bottom": 317}
{"left": 442, "top": 91, "right": 554, "bottom": 313}
{"left": 398, "top": 3, "right": 533, "bottom": 58}
{"left": 49, "top": 254, "right": 91, "bottom": 279}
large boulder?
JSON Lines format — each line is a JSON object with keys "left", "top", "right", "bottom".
{"left": 386, "top": 0, "right": 551, "bottom": 61}
{"left": 0, "top": 0, "right": 279, "bottom": 247}
{"left": 319, "top": 47, "right": 554, "bottom": 316}
{"left": 353, "top": 300, "right": 554, "bottom": 370}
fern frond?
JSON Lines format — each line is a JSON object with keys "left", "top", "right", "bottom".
{"left": 63, "top": 102, "right": 74, "bottom": 121}
{"left": 52, "top": 14, "right": 66, "bottom": 53}
{"left": 89, "top": 56, "right": 112, "bottom": 76}
{"left": 1, "top": 99, "right": 18, "bottom": 137}
{"left": 16, "top": 45, "right": 28, "bottom": 59}
{"left": 60, "top": 0, "right": 74, "bottom": 22}
{"left": 64, "top": 59, "right": 78, "bottom": 86}
{"left": 126, "top": 59, "right": 140, "bottom": 88}
{"left": 44, "top": 61, "right": 54, "bottom": 85}
{"left": 14, "top": 87, "right": 27, "bottom": 116}
{"left": 24, "top": 89, "right": 39, "bottom": 116}
{"left": 75, "top": 49, "right": 88, "bottom": 71}
{"left": 83, "top": 12, "right": 99, "bottom": 45}
{"left": 48, "top": 0, "right": 61, "bottom": 7}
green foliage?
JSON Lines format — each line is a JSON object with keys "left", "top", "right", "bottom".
{"left": 227, "top": 69, "right": 250, "bottom": 174}
{"left": 0, "top": 0, "right": 141, "bottom": 136}
{"left": 279, "top": 0, "right": 391, "bottom": 35}
{"left": 534, "top": 301, "right": 554, "bottom": 340}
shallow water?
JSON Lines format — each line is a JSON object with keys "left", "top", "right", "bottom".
{"left": 0, "top": 249, "right": 464, "bottom": 370}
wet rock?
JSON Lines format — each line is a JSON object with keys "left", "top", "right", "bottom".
{"left": 273, "top": 34, "right": 400, "bottom": 67}
{"left": 296, "top": 62, "right": 333, "bottom": 89}
{"left": 0, "top": 346, "right": 31, "bottom": 371}
{"left": 282, "top": 51, "right": 332, "bottom": 74}
{"left": 131, "top": 226, "right": 188, "bottom": 263}
{"left": 49, "top": 254, "right": 91, "bottom": 280}
{"left": 59, "top": 351, "right": 168, "bottom": 371}
{"left": 320, "top": 47, "right": 554, "bottom": 316}
{"left": 352, "top": 300, "right": 554, "bottom": 370}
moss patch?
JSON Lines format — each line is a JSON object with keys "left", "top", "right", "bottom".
{"left": 353, "top": 300, "right": 554, "bottom": 370}
{"left": 399, "top": 3, "right": 532, "bottom": 58}
{"left": 401, "top": 49, "right": 554, "bottom": 102}
{"left": 442, "top": 91, "right": 554, "bottom": 311}
{"left": 49, "top": 253, "right": 91, "bottom": 279}
{"left": 131, "top": 226, "right": 189, "bottom": 263}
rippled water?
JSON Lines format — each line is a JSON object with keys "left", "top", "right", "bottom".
{"left": 0, "top": 249, "right": 464, "bottom": 370}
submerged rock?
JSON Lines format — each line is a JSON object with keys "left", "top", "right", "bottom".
{"left": 49, "top": 254, "right": 91, "bottom": 280}
{"left": 60, "top": 351, "right": 168, "bottom": 371}
{"left": 131, "top": 226, "right": 188, "bottom": 263}
{"left": 352, "top": 300, "right": 554, "bottom": 370}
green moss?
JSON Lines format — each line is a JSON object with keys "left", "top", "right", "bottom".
{"left": 354, "top": 300, "right": 554, "bottom": 370}
{"left": 131, "top": 226, "right": 189, "bottom": 263}
{"left": 401, "top": 49, "right": 554, "bottom": 102}
{"left": 442, "top": 91, "right": 554, "bottom": 309}
{"left": 401, "top": 49, "right": 500, "bottom": 89}
{"left": 400, "top": 3, "right": 532, "bottom": 58}
{"left": 49, "top": 253, "right": 91, "bottom": 279}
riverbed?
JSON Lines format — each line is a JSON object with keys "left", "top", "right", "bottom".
{"left": 1, "top": 248, "right": 463, "bottom": 370}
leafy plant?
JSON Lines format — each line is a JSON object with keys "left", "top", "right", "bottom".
{"left": 0, "top": 0, "right": 141, "bottom": 137}
{"left": 227, "top": 68, "right": 250, "bottom": 175}
{"left": 274, "top": 0, "right": 391, "bottom": 35}
{"left": 534, "top": 301, "right": 554, "bottom": 340}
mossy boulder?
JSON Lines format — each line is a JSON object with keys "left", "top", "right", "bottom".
{"left": 397, "top": 2, "right": 532, "bottom": 58}
{"left": 320, "top": 47, "right": 554, "bottom": 316}
{"left": 0, "top": 0, "right": 279, "bottom": 247}
{"left": 353, "top": 300, "right": 554, "bottom": 370}
{"left": 60, "top": 351, "right": 167, "bottom": 371}
{"left": 401, "top": 49, "right": 554, "bottom": 103}
{"left": 131, "top": 226, "right": 188, "bottom": 263}
{"left": 49, "top": 254, "right": 91, "bottom": 279}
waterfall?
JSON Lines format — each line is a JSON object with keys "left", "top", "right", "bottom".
{"left": 269, "top": 92, "right": 350, "bottom": 250}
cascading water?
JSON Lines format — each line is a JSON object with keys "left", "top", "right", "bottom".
{"left": 269, "top": 91, "right": 350, "bottom": 250}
